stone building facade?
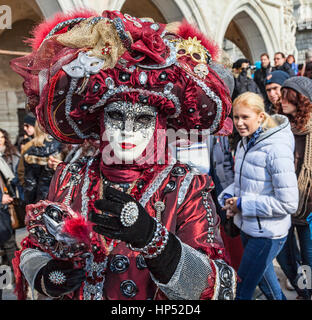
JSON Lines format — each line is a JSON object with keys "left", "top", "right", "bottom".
{"left": 0, "top": 0, "right": 308, "bottom": 140}
{"left": 294, "top": 0, "right": 312, "bottom": 63}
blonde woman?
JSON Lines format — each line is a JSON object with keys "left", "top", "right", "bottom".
{"left": 219, "top": 92, "right": 299, "bottom": 300}
{"left": 19, "top": 122, "right": 63, "bottom": 204}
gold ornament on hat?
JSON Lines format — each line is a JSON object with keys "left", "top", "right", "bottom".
{"left": 175, "top": 37, "right": 209, "bottom": 64}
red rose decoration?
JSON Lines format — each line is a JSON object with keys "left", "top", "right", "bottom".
{"left": 142, "top": 30, "right": 166, "bottom": 54}
{"left": 128, "top": 26, "right": 167, "bottom": 65}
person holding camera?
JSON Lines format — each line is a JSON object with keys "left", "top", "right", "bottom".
{"left": 231, "top": 58, "right": 261, "bottom": 101}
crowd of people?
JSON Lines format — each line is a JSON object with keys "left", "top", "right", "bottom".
{"left": 210, "top": 50, "right": 312, "bottom": 300}
{"left": 1, "top": 9, "right": 312, "bottom": 301}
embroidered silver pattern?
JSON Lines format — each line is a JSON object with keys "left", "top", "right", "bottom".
{"left": 124, "top": 13, "right": 142, "bottom": 28}
{"left": 183, "top": 70, "right": 223, "bottom": 134}
{"left": 177, "top": 172, "right": 193, "bottom": 207}
{"left": 164, "top": 82, "right": 174, "bottom": 94}
{"left": 83, "top": 253, "right": 108, "bottom": 300}
{"left": 151, "top": 239, "right": 213, "bottom": 300}
{"left": 104, "top": 101, "right": 157, "bottom": 132}
{"left": 105, "top": 77, "right": 115, "bottom": 89}
{"left": 89, "top": 84, "right": 181, "bottom": 118}
{"left": 65, "top": 78, "right": 99, "bottom": 140}
{"left": 182, "top": 69, "right": 222, "bottom": 135}
{"left": 212, "top": 259, "right": 236, "bottom": 300}
{"left": 139, "top": 158, "right": 176, "bottom": 208}
{"left": 201, "top": 191, "right": 215, "bottom": 243}
{"left": 81, "top": 158, "right": 94, "bottom": 218}
{"left": 59, "top": 162, "right": 72, "bottom": 185}
{"left": 62, "top": 174, "right": 81, "bottom": 206}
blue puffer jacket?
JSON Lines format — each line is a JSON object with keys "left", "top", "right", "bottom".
{"left": 218, "top": 114, "right": 299, "bottom": 239}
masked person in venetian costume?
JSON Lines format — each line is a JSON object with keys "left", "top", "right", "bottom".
{"left": 10, "top": 10, "right": 236, "bottom": 300}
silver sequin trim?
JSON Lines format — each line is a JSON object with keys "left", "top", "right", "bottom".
{"left": 201, "top": 191, "right": 215, "bottom": 243}
{"left": 183, "top": 70, "right": 223, "bottom": 134}
{"left": 177, "top": 172, "right": 193, "bottom": 207}
{"left": 65, "top": 78, "right": 100, "bottom": 140}
{"left": 81, "top": 158, "right": 94, "bottom": 218}
{"left": 139, "top": 158, "right": 176, "bottom": 208}
{"left": 83, "top": 253, "right": 108, "bottom": 300}
{"left": 59, "top": 162, "right": 72, "bottom": 185}
{"left": 211, "top": 259, "right": 236, "bottom": 300}
{"left": 89, "top": 84, "right": 181, "bottom": 118}
{"left": 151, "top": 239, "right": 212, "bottom": 300}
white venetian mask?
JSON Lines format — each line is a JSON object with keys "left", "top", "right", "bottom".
{"left": 103, "top": 101, "right": 157, "bottom": 162}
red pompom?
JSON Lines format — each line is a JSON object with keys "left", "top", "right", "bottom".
{"left": 176, "top": 19, "right": 220, "bottom": 61}
{"left": 26, "top": 9, "right": 98, "bottom": 51}
{"left": 62, "top": 215, "right": 93, "bottom": 245}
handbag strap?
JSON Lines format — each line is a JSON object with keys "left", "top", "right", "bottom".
{"left": 0, "top": 172, "right": 6, "bottom": 194}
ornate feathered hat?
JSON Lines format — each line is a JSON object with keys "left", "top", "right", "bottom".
{"left": 11, "top": 9, "right": 232, "bottom": 144}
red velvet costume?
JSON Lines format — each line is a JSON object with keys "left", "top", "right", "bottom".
{"left": 16, "top": 156, "right": 230, "bottom": 300}
{"left": 11, "top": 10, "right": 237, "bottom": 300}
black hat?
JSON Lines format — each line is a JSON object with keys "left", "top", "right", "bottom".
{"left": 23, "top": 113, "right": 36, "bottom": 126}
{"left": 232, "top": 58, "right": 249, "bottom": 69}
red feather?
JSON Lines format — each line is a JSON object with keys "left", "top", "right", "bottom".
{"left": 176, "top": 19, "right": 220, "bottom": 61}
{"left": 26, "top": 9, "right": 98, "bottom": 51}
{"left": 62, "top": 215, "right": 93, "bottom": 245}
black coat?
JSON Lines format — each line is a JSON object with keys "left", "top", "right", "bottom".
{"left": 23, "top": 139, "right": 62, "bottom": 204}
{"left": 231, "top": 71, "right": 261, "bottom": 101}
{"left": 272, "top": 62, "right": 295, "bottom": 77}
{"left": 254, "top": 65, "right": 272, "bottom": 112}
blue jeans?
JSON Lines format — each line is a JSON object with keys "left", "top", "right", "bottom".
{"left": 236, "top": 231, "right": 287, "bottom": 300}
{"left": 276, "top": 224, "right": 312, "bottom": 299}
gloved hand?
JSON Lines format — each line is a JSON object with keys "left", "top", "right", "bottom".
{"left": 35, "top": 259, "right": 86, "bottom": 298}
{"left": 91, "top": 186, "right": 182, "bottom": 284}
{"left": 89, "top": 186, "right": 156, "bottom": 248}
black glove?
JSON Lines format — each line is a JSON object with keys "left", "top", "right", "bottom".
{"left": 89, "top": 186, "right": 156, "bottom": 248}
{"left": 35, "top": 260, "right": 86, "bottom": 298}
{"left": 90, "top": 186, "right": 182, "bottom": 284}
